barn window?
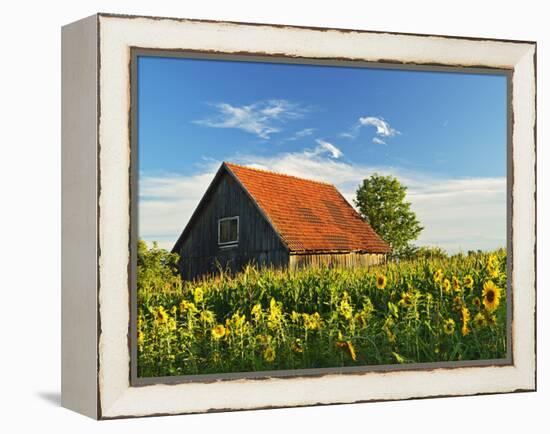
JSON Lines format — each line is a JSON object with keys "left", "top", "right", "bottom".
{"left": 218, "top": 216, "right": 239, "bottom": 246}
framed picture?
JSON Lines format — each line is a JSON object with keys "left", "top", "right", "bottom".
{"left": 61, "top": 13, "right": 536, "bottom": 419}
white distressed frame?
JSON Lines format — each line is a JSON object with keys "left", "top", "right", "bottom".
{"left": 62, "top": 13, "right": 536, "bottom": 419}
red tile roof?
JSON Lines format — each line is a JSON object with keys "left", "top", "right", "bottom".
{"left": 225, "top": 162, "right": 391, "bottom": 254}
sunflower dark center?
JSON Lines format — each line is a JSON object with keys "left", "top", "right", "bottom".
{"left": 487, "top": 290, "right": 495, "bottom": 303}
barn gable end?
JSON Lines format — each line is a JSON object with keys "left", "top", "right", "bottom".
{"left": 172, "top": 165, "right": 289, "bottom": 281}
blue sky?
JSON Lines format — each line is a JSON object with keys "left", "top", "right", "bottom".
{"left": 138, "top": 55, "right": 507, "bottom": 253}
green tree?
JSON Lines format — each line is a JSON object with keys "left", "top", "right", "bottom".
{"left": 414, "top": 246, "right": 448, "bottom": 260}
{"left": 137, "top": 239, "right": 182, "bottom": 292}
{"left": 355, "top": 173, "right": 423, "bottom": 257}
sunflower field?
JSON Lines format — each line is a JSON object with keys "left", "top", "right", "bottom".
{"left": 137, "top": 244, "right": 507, "bottom": 377}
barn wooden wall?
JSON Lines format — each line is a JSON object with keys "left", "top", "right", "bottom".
{"left": 289, "top": 252, "right": 386, "bottom": 271}
{"left": 177, "top": 171, "right": 289, "bottom": 281}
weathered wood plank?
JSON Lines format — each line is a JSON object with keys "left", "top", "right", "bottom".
{"left": 289, "top": 252, "right": 386, "bottom": 270}
{"left": 176, "top": 171, "right": 289, "bottom": 281}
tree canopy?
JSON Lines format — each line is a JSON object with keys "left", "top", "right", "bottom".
{"left": 355, "top": 173, "right": 423, "bottom": 257}
{"left": 137, "top": 240, "right": 182, "bottom": 292}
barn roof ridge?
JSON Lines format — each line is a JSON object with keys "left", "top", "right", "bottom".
{"left": 223, "top": 161, "right": 334, "bottom": 187}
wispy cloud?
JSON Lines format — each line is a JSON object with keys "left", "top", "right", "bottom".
{"left": 283, "top": 127, "right": 316, "bottom": 142}
{"left": 341, "top": 115, "right": 400, "bottom": 144}
{"left": 309, "top": 139, "right": 343, "bottom": 159}
{"left": 140, "top": 146, "right": 505, "bottom": 254}
{"left": 193, "top": 99, "right": 307, "bottom": 139}
{"left": 339, "top": 132, "right": 355, "bottom": 139}
{"left": 359, "top": 116, "right": 399, "bottom": 137}
{"left": 372, "top": 137, "right": 387, "bottom": 145}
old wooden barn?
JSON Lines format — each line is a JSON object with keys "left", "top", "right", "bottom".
{"left": 172, "top": 162, "right": 391, "bottom": 281}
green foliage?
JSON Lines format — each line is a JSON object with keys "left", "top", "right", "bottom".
{"left": 137, "top": 239, "right": 182, "bottom": 293}
{"left": 414, "top": 246, "right": 448, "bottom": 260}
{"left": 137, "top": 249, "right": 507, "bottom": 377}
{"left": 354, "top": 173, "right": 423, "bottom": 258}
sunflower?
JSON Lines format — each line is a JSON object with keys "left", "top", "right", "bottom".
{"left": 263, "top": 346, "right": 276, "bottom": 363}
{"left": 376, "top": 273, "right": 387, "bottom": 290}
{"left": 193, "top": 287, "right": 204, "bottom": 304}
{"left": 137, "top": 330, "right": 145, "bottom": 346}
{"left": 303, "top": 312, "right": 322, "bottom": 330}
{"left": 355, "top": 299, "right": 374, "bottom": 325}
{"left": 433, "top": 269, "right": 443, "bottom": 283}
{"left": 211, "top": 324, "right": 226, "bottom": 340}
{"left": 291, "top": 339, "right": 303, "bottom": 353}
{"left": 463, "top": 275, "right": 474, "bottom": 289}
{"left": 486, "top": 254, "right": 500, "bottom": 278}
{"left": 363, "top": 298, "right": 374, "bottom": 314}
{"left": 354, "top": 312, "right": 367, "bottom": 327}
{"left": 443, "top": 318, "right": 455, "bottom": 335}
{"left": 290, "top": 310, "right": 301, "bottom": 323}
{"left": 335, "top": 340, "right": 357, "bottom": 361}
{"left": 338, "top": 293, "right": 353, "bottom": 320}
{"left": 251, "top": 303, "right": 263, "bottom": 321}
{"left": 155, "top": 306, "right": 169, "bottom": 325}
{"left": 339, "top": 301, "right": 353, "bottom": 320}
{"left": 179, "top": 300, "right": 196, "bottom": 314}
{"left": 442, "top": 278, "right": 451, "bottom": 293}
{"left": 482, "top": 280, "right": 502, "bottom": 312}
{"left": 200, "top": 310, "right": 216, "bottom": 324}
{"left": 382, "top": 316, "right": 396, "bottom": 342}
{"left": 452, "top": 295, "right": 463, "bottom": 311}
{"left": 267, "top": 298, "right": 283, "bottom": 330}
{"left": 312, "top": 312, "right": 323, "bottom": 328}
{"left": 486, "top": 314, "right": 497, "bottom": 327}
{"left": 452, "top": 276, "right": 461, "bottom": 292}
{"left": 167, "top": 317, "right": 177, "bottom": 331}
{"left": 347, "top": 341, "right": 357, "bottom": 362}
{"left": 230, "top": 312, "right": 246, "bottom": 328}
{"left": 473, "top": 312, "right": 486, "bottom": 328}
{"left": 399, "top": 291, "right": 413, "bottom": 308}
{"left": 461, "top": 306, "right": 471, "bottom": 336}
{"left": 256, "top": 334, "right": 270, "bottom": 345}
{"left": 472, "top": 297, "right": 481, "bottom": 309}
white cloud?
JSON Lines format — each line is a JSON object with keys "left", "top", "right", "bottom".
{"left": 339, "top": 132, "right": 356, "bottom": 139}
{"left": 139, "top": 149, "right": 506, "bottom": 254}
{"left": 372, "top": 137, "right": 387, "bottom": 145}
{"left": 342, "top": 115, "right": 400, "bottom": 142}
{"left": 284, "top": 128, "right": 316, "bottom": 141}
{"left": 193, "top": 99, "right": 306, "bottom": 139}
{"left": 311, "top": 139, "right": 343, "bottom": 159}
{"left": 295, "top": 128, "right": 315, "bottom": 137}
{"left": 359, "top": 116, "right": 399, "bottom": 137}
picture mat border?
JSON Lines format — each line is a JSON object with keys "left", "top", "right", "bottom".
{"left": 129, "top": 48, "right": 514, "bottom": 387}
{"left": 94, "top": 14, "right": 535, "bottom": 419}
